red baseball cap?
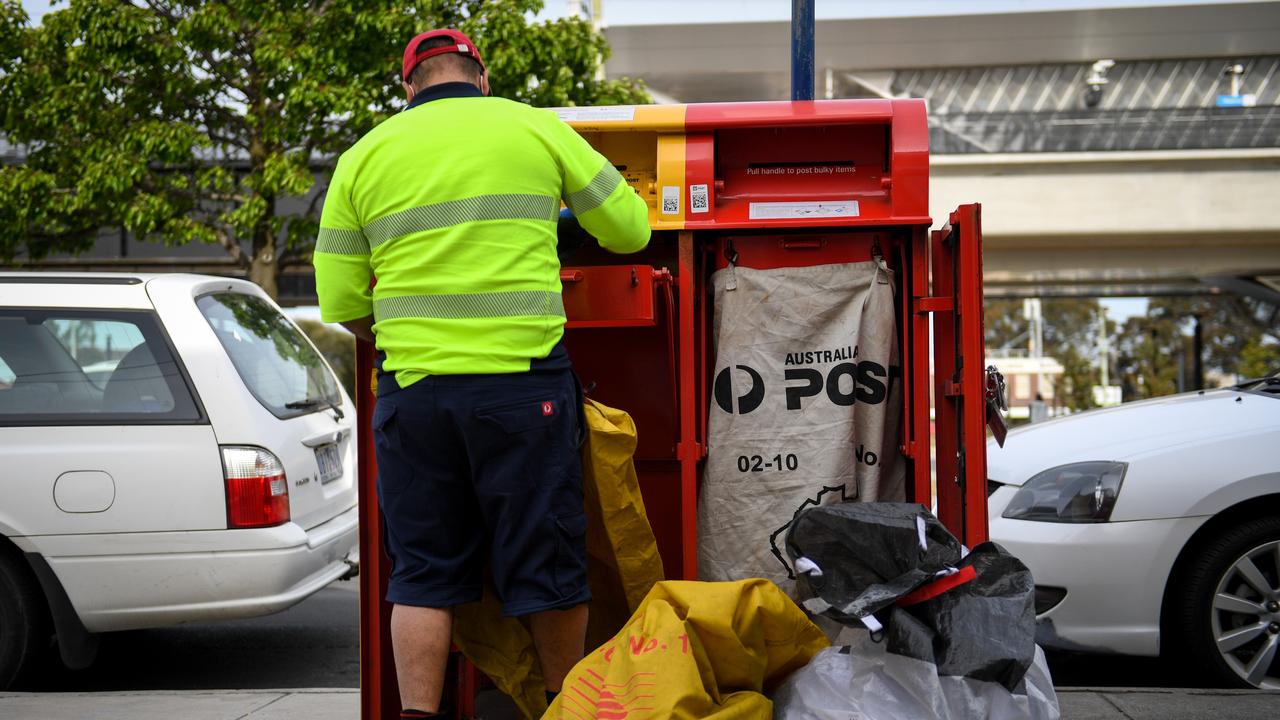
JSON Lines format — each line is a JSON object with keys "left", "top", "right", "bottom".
{"left": 402, "top": 29, "right": 486, "bottom": 82}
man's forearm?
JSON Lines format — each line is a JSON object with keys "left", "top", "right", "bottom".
{"left": 341, "top": 316, "right": 376, "bottom": 343}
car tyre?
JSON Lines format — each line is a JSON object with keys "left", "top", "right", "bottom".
{"left": 1174, "top": 516, "right": 1280, "bottom": 689}
{"left": 0, "top": 550, "right": 50, "bottom": 689}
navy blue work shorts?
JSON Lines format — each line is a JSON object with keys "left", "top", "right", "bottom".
{"left": 372, "top": 369, "right": 590, "bottom": 616}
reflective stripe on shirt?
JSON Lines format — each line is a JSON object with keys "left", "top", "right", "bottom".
{"left": 315, "top": 227, "right": 370, "bottom": 255}
{"left": 564, "top": 161, "right": 624, "bottom": 216}
{"left": 364, "top": 194, "right": 559, "bottom": 249}
{"left": 374, "top": 290, "right": 566, "bottom": 321}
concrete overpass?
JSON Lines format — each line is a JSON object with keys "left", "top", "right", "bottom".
{"left": 602, "top": 1, "right": 1280, "bottom": 301}
{"left": 933, "top": 148, "right": 1280, "bottom": 300}
{"left": 602, "top": 2, "right": 1280, "bottom": 102}
{"left": 41, "top": 147, "right": 1277, "bottom": 304}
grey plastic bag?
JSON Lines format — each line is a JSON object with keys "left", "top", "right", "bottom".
{"left": 787, "top": 503, "right": 1040, "bottom": 691}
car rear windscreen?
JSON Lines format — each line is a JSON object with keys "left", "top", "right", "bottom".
{"left": 197, "top": 293, "right": 341, "bottom": 419}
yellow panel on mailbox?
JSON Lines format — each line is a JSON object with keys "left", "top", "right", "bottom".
{"left": 554, "top": 104, "right": 688, "bottom": 230}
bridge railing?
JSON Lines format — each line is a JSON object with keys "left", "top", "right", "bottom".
{"left": 930, "top": 106, "right": 1279, "bottom": 154}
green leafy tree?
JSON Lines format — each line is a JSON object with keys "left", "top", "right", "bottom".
{"left": 1238, "top": 338, "right": 1280, "bottom": 379}
{"left": 1146, "top": 295, "right": 1279, "bottom": 378}
{"left": 984, "top": 297, "right": 1108, "bottom": 411}
{"left": 983, "top": 298, "right": 1027, "bottom": 352}
{"left": 1114, "top": 313, "right": 1183, "bottom": 400}
{"left": 1112, "top": 295, "right": 1280, "bottom": 400}
{"left": 0, "top": 2, "right": 21, "bottom": 72}
{"left": 1041, "top": 299, "right": 1110, "bottom": 411}
{"left": 0, "top": 0, "right": 649, "bottom": 297}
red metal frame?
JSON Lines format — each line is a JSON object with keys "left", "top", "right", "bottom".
{"left": 906, "top": 226, "right": 935, "bottom": 512}
{"left": 356, "top": 339, "right": 398, "bottom": 720}
{"left": 930, "top": 204, "right": 990, "bottom": 544}
{"left": 675, "top": 232, "right": 702, "bottom": 580}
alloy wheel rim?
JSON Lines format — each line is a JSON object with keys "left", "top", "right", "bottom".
{"left": 1210, "top": 539, "right": 1280, "bottom": 689}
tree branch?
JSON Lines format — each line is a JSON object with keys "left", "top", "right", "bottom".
{"left": 214, "top": 226, "right": 250, "bottom": 268}
{"left": 206, "top": 132, "right": 249, "bottom": 151}
{"left": 142, "top": 0, "right": 250, "bottom": 100}
{"left": 198, "top": 101, "right": 248, "bottom": 133}
{"left": 304, "top": 180, "right": 329, "bottom": 218}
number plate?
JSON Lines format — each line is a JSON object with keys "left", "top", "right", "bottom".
{"left": 315, "top": 443, "right": 343, "bottom": 484}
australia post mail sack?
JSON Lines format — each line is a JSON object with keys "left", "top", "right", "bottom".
{"left": 699, "top": 260, "right": 904, "bottom": 590}
{"left": 542, "top": 579, "right": 830, "bottom": 720}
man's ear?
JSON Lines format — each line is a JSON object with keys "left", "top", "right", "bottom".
{"left": 402, "top": 81, "right": 415, "bottom": 102}
{"left": 479, "top": 71, "right": 491, "bottom": 97}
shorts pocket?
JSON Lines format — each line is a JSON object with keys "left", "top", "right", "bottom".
{"left": 372, "top": 402, "right": 397, "bottom": 448}
{"left": 475, "top": 396, "right": 563, "bottom": 434}
{"left": 372, "top": 403, "right": 412, "bottom": 495}
{"left": 553, "top": 512, "right": 588, "bottom": 595}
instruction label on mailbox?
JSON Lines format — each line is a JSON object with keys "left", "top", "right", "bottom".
{"left": 748, "top": 201, "right": 861, "bottom": 220}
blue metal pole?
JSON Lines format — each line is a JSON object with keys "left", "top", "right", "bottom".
{"left": 791, "top": 0, "right": 815, "bottom": 101}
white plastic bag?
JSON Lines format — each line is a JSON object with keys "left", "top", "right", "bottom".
{"left": 771, "top": 641, "right": 1060, "bottom": 720}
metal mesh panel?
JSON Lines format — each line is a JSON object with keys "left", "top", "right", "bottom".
{"left": 892, "top": 56, "right": 1280, "bottom": 153}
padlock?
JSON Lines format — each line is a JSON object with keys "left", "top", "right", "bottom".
{"left": 984, "top": 366, "right": 1009, "bottom": 447}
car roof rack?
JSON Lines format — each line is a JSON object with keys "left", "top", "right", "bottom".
{"left": 0, "top": 276, "right": 143, "bottom": 285}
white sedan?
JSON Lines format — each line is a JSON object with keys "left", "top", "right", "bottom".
{"left": 987, "top": 373, "right": 1280, "bottom": 689}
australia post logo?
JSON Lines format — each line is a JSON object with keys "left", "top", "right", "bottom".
{"left": 713, "top": 344, "right": 898, "bottom": 415}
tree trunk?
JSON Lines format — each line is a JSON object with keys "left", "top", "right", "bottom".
{"left": 249, "top": 244, "right": 278, "bottom": 299}
{"left": 249, "top": 188, "right": 279, "bottom": 298}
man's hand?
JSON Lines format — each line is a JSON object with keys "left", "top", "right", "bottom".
{"left": 341, "top": 316, "right": 376, "bottom": 343}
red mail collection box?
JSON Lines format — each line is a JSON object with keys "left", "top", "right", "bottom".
{"left": 356, "top": 99, "right": 990, "bottom": 719}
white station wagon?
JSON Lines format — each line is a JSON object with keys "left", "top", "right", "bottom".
{"left": 0, "top": 273, "right": 358, "bottom": 687}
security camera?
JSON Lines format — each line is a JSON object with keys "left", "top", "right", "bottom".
{"left": 1222, "top": 63, "right": 1246, "bottom": 96}
{"left": 1084, "top": 59, "right": 1115, "bottom": 108}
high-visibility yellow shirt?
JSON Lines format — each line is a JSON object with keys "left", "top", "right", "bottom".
{"left": 313, "top": 82, "right": 650, "bottom": 388}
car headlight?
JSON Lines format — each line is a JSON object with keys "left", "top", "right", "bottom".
{"left": 1001, "top": 461, "right": 1127, "bottom": 523}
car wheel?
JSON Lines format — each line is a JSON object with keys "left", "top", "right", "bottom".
{"left": 0, "top": 551, "right": 50, "bottom": 689}
{"left": 1177, "top": 516, "right": 1280, "bottom": 689}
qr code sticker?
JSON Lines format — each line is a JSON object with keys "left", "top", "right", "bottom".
{"left": 661, "top": 186, "right": 680, "bottom": 215}
{"left": 690, "top": 184, "right": 709, "bottom": 213}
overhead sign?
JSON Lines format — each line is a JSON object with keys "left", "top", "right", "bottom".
{"left": 1215, "top": 94, "right": 1257, "bottom": 108}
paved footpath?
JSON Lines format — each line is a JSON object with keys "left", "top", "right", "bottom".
{"left": 3, "top": 686, "right": 1279, "bottom": 719}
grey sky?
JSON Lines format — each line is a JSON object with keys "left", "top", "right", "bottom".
{"left": 20, "top": 1, "right": 1271, "bottom": 26}
{"left": 543, "top": 0, "right": 1268, "bottom": 24}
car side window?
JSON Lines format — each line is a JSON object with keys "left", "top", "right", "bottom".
{"left": 0, "top": 355, "right": 14, "bottom": 387}
{"left": 44, "top": 318, "right": 149, "bottom": 391}
{"left": 0, "top": 310, "right": 201, "bottom": 425}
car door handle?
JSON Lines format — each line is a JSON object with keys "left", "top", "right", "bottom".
{"left": 301, "top": 429, "right": 349, "bottom": 448}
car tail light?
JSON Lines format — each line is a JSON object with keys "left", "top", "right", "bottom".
{"left": 221, "top": 446, "right": 290, "bottom": 528}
